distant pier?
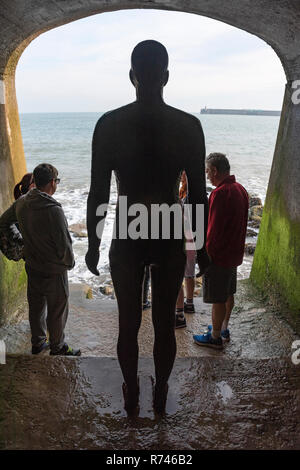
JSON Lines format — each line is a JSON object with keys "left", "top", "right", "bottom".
{"left": 201, "top": 108, "right": 281, "bottom": 116}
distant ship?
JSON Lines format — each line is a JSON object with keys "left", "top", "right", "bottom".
{"left": 200, "top": 107, "right": 281, "bottom": 116}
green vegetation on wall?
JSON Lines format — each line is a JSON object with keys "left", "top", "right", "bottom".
{"left": 0, "top": 254, "right": 27, "bottom": 326}
{"left": 251, "top": 194, "right": 300, "bottom": 316}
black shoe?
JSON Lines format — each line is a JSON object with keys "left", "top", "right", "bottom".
{"left": 122, "top": 378, "right": 140, "bottom": 413}
{"left": 32, "top": 340, "right": 50, "bottom": 355}
{"left": 152, "top": 380, "right": 169, "bottom": 414}
{"left": 175, "top": 314, "right": 186, "bottom": 329}
{"left": 184, "top": 302, "right": 195, "bottom": 314}
{"left": 142, "top": 300, "right": 151, "bottom": 310}
{"left": 50, "top": 343, "right": 81, "bottom": 356}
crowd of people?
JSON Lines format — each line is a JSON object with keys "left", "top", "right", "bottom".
{"left": 0, "top": 40, "right": 249, "bottom": 414}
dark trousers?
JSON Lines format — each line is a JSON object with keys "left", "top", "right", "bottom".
{"left": 25, "top": 265, "right": 69, "bottom": 353}
{"left": 109, "top": 239, "right": 186, "bottom": 389}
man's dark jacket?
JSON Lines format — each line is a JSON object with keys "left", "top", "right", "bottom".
{"left": 0, "top": 188, "right": 74, "bottom": 274}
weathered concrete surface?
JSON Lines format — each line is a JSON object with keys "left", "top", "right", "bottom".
{"left": 0, "top": 355, "right": 299, "bottom": 450}
{"left": 0, "top": 257, "right": 27, "bottom": 327}
{"left": 1, "top": 1, "right": 300, "bottom": 79}
{"left": 1, "top": 1, "right": 300, "bottom": 321}
{"left": 252, "top": 83, "right": 300, "bottom": 323}
{"left": 0, "top": 73, "right": 27, "bottom": 325}
{"left": 1, "top": 281, "right": 299, "bottom": 358}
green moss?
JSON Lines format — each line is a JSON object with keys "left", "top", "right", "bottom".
{"left": 17, "top": 264, "right": 27, "bottom": 288}
{"left": 0, "top": 254, "right": 27, "bottom": 325}
{"left": 251, "top": 193, "right": 300, "bottom": 315}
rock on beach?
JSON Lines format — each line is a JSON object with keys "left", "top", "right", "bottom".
{"left": 69, "top": 223, "right": 87, "bottom": 238}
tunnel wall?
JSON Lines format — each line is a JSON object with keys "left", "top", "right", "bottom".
{"left": 251, "top": 82, "right": 300, "bottom": 323}
{"left": 0, "top": 71, "right": 28, "bottom": 325}
{"left": 1, "top": 0, "right": 300, "bottom": 324}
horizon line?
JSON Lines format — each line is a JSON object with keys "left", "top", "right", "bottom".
{"left": 19, "top": 109, "right": 281, "bottom": 115}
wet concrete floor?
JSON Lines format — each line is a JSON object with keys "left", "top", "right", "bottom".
{"left": 1, "top": 356, "right": 299, "bottom": 450}
{"left": 0, "top": 280, "right": 299, "bottom": 449}
{"left": 1, "top": 280, "right": 299, "bottom": 360}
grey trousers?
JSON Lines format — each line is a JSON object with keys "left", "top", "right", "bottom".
{"left": 25, "top": 265, "right": 69, "bottom": 353}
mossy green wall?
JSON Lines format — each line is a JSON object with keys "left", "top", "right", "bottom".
{"left": 251, "top": 84, "right": 300, "bottom": 320}
{"left": 0, "top": 72, "right": 27, "bottom": 325}
{"left": 251, "top": 198, "right": 300, "bottom": 311}
{"left": 0, "top": 256, "right": 27, "bottom": 326}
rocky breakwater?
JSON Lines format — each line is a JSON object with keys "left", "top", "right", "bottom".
{"left": 245, "top": 195, "right": 264, "bottom": 256}
{"left": 69, "top": 223, "right": 88, "bottom": 238}
{"left": 69, "top": 222, "right": 115, "bottom": 299}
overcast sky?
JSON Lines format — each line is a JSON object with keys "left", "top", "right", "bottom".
{"left": 16, "top": 9, "right": 286, "bottom": 113}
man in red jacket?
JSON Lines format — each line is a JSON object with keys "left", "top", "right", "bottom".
{"left": 193, "top": 153, "right": 249, "bottom": 349}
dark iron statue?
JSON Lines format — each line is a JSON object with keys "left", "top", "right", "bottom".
{"left": 86, "top": 40, "right": 209, "bottom": 414}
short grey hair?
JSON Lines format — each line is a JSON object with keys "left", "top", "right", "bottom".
{"left": 206, "top": 153, "right": 230, "bottom": 174}
{"left": 33, "top": 163, "right": 58, "bottom": 189}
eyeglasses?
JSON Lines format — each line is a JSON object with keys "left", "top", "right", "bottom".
{"left": 54, "top": 178, "right": 60, "bottom": 184}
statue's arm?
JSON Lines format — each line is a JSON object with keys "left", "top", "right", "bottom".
{"left": 86, "top": 116, "right": 112, "bottom": 275}
{"left": 184, "top": 119, "right": 210, "bottom": 275}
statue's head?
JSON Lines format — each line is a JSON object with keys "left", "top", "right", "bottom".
{"left": 130, "top": 40, "right": 169, "bottom": 90}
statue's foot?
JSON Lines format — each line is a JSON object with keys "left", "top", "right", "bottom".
{"left": 152, "top": 379, "right": 169, "bottom": 414}
{"left": 122, "top": 378, "right": 140, "bottom": 414}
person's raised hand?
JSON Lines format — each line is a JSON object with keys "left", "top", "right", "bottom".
{"left": 85, "top": 248, "right": 100, "bottom": 276}
{"left": 196, "top": 248, "right": 211, "bottom": 278}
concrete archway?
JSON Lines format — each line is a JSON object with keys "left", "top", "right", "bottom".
{"left": 1, "top": 0, "right": 300, "bottom": 324}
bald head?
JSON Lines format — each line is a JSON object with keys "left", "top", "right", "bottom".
{"left": 130, "top": 40, "right": 169, "bottom": 88}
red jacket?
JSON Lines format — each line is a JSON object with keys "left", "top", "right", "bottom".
{"left": 206, "top": 175, "right": 249, "bottom": 268}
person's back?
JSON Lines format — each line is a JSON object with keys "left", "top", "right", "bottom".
{"left": 16, "top": 188, "right": 74, "bottom": 273}
{"left": 193, "top": 153, "right": 249, "bottom": 351}
{"left": 0, "top": 172, "right": 34, "bottom": 262}
{"left": 97, "top": 103, "right": 205, "bottom": 207}
{"left": 86, "top": 40, "right": 208, "bottom": 414}
{"left": 0, "top": 163, "right": 79, "bottom": 356}
{"left": 207, "top": 175, "right": 248, "bottom": 268}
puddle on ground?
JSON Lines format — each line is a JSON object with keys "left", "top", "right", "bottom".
{"left": 215, "top": 381, "right": 234, "bottom": 404}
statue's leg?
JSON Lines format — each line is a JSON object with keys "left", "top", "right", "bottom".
{"left": 150, "top": 252, "right": 186, "bottom": 388}
{"left": 142, "top": 265, "right": 150, "bottom": 304}
{"left": 110, "top": 256, "right": 145, "bottom": 389}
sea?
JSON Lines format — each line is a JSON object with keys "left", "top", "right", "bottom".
{"left": 19, "top": 111, "right": 280, "bottom": 295}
